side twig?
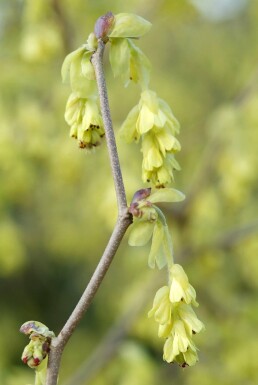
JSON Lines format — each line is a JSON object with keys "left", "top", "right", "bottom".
{"left": 46, "top": 39, "right": 132, "bottom": 385}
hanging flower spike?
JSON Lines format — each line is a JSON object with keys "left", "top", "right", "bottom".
{"left": 148, "top": 275, "right": 204, "bottom": 367}
{"left": 120, "top": 89, "right": 180, "bottom": 187}
{"left": 64, "top": 93, "right": 105, "bottom": 150}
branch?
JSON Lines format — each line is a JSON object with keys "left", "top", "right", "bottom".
{"left": 91, "top": 39, "right": 128, "bottom": 214}
{"left": 46, "top": 39, "right": 132, "bottom": 385}
{"left": 63, "top": 275, "right": 158, "bottom": 385}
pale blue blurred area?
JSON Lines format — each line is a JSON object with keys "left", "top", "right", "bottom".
{"left": 190, "top": 0, "right": 249, "bottom": 21}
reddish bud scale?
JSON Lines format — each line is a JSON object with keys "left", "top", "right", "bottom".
{"left": 128, "top": 202, "right": 142, "bottom": 217}
{"left": 131, "top": 188, "right": 151, "bottom": 204}
{"left": 94, "top": 12, "right": 114, "bottom": 40}
{"left": 42, "top": 340, "right": 51, "bottom": 353}
{"left": 34, "top": 358, "right": 40, "bottom": 366}
{"left": 22, "top": 357, "right": 28, "bottom": 364}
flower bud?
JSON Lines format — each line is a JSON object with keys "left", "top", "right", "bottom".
{"left": 94, "top": 12, "right": 115, "bottom": 40}
{"left": 131, "top": 188, "right": 151, "bottom": 204}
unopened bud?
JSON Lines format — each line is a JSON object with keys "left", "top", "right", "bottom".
{"left": 94, "top": 12, "right": 115, "bottom": 40}
{"left": 131, "top": 188, "right": 151, "bottom": 204}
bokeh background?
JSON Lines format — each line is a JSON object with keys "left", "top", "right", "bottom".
{"left": 1, "top": 0, "right": 258, "bottom": 384}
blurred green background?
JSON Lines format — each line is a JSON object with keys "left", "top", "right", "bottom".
{"left": 1, "top": 0, "right": 258, "bottom": 384}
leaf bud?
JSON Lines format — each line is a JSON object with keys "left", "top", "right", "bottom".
{"left": 94, "top": 12, "right": 115, "bottom": 40}
{"left": 131, "top": 188, "right": 151, "bottom": 204}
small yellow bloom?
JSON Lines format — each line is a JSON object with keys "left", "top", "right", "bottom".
{"left": 64, "top": 93, "right": 84, "bottom": 127}
{"left": 169, "top": 264, "right": 198, "bottom": 306}
{"left": 174, "top": 346, "right": 199, "bottom": 367}
{"left": 163, "top": 320, "right": 196, "bottom": 363}
{"left": 64, "top": 93, "right": 104, "bottom": 149}
{"left": 158, "top": 321, "right": 173, "bottom": 338}
{"left": 148, "top": 286, "right": 172, "bottom": 325}
{"left": 178, "top": 303, "right": 205, "bottom": 335}
{"left": 81, "top": 99, "right": 103, "bottom": 131}
{"left": 119, "top": 105, "right": 139, "bottom": 143}
{"left": 142, "top": 133, "right": 163, "bottom": 171}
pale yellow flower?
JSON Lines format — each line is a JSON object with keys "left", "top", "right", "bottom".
{"left": 148, "top": 286, "right": 172, "bottom": 325}
{"left": 169, "top": 264, "right": 198, "bottom": 306}
{"left": 174, "top": 346, "right": 199, "bottom": 367}
{"left": 148, "top": 265, "right": 204, "bottom": 367}
{"left": 120, "top": 89, "right": 180, "bottom": 187}
{"left": 64, "top": 93, "right": 104, "bottom": 149}
{"left": 163, "top": 320, "right": 196, "bottom": 363}
{"left": 178, "top": 303, "right": 205, "bottom": 336}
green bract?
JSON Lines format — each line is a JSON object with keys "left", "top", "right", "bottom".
{"left": 108, "top": 13, "right": 152, "bottom": 38}
{"left": 109, "top": 38, "right": 151, "bottom": 88}
{"left": 20, "top": 320, "right": 55, "bottom": 338}
{"left": 148, "top": 188, "right": 185, "bottom": 203}
{"left": 148, "top": 220, "right": 168, "bottom": 269}
{"left": 128, "top": 220, "right": 154, "bottom": 246}
{"left": 61, "top": 46, "right": 85, "bottom": 84}
{"left": 61, "top": 46, "right": 96, "bottom": 98}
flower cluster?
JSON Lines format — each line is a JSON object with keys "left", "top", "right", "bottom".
{"left": 65, "top": 93, "right": 105, "bottom": 149}
{"left": 121, "top": 89, "right": 181, "bottom": 187}
{"left": 61, "top": 12, "right": 152, "bottom": 150}
{"left": 128, "top": 189, "right": 204, "bottom": 366}
{"left": 61, "top": 36, "right": 106, "bottom": 150}
{"left": 20, "top": 321, "right": 55, "bottom": 384}
{"left": 148, "top": 265, "right": 204, "bottom": 366}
